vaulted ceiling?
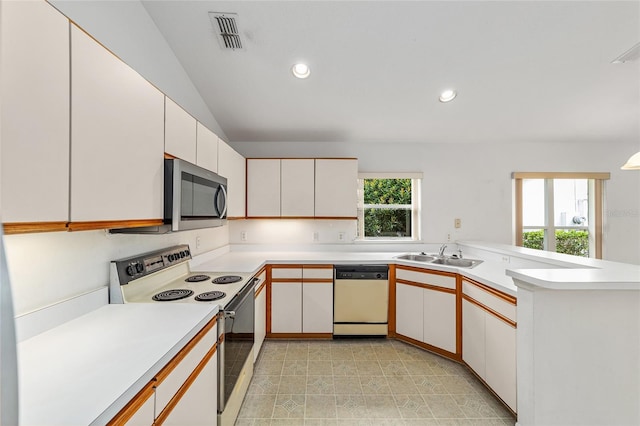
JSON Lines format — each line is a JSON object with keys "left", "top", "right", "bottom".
{"left": 141, "top": 1, "right": 640, "bottom": 144}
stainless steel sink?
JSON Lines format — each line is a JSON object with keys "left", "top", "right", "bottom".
{"left": 395, "top": 253, "right": 483, "bottom": 268}
{"left": 431, "top": 258, "right": 483, "bottom": 268}
{"left": 395, "top": 254, "right": 435, "bottom": 262}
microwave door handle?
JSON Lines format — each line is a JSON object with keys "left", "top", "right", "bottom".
{"left": 215, "top": 185, "right": 228, "bottom": 218}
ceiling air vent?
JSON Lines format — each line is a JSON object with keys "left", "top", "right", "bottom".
{"left": 209, "top": 12, "right": 243, "bottom": 50}
{"left": 612, "top": 41, "right": 640, "bottom": 63}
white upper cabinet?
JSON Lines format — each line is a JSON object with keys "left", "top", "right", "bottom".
{"left": 70, "top": 25, "right": 164, "bottom": 222}
{"left": 0, "top": 1, "right": 69, "bottom": 223}
{"left": 315, "top": 159, "right": 358, "bottom": 217}
{"left": 165, "top": 97, "right": 197, "bottom": 164}
{"left": 218, "top": 140, "right": 246, "bottom": 218}
{"left": 196, "top": 122, "right": 218, "bottom": 173}
{"left": 246, "top": 159, "right": 281, "bottom": 217}
{"left": 281, "top": 159, "right": 315, "bottom": 217}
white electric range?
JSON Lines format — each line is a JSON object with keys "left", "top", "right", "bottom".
{"left": 109, "top": 245, "right": 257, "bottom": 426}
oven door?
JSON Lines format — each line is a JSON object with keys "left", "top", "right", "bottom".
{"left": 218, "top": 279, "right": 255, "bottom": 413}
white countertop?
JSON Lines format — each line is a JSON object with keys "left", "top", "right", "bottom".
{"left": 192, "top": 250, "right": 519, "bottom": 296}
{"left": 18, "top": 303, "right": 219, "bottom": 426}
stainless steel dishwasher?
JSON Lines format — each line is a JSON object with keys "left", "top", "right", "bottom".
{"left": 333, "top": 265, "right": 389, "bottom": 336}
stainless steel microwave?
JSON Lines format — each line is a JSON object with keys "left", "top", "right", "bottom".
{"left": 165, "top": 158, "right": 227, "bottom": 231}
{"left": 110, "top": 158, "right": 227, "bottom": 234}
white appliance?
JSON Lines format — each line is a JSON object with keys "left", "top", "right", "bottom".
{"left": 333, "top": 265, "right": 389, "bottom": 336}
{"left": 110, "top": 245, "right": 256, "bottom": 426}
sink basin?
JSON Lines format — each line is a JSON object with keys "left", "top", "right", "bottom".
{"left": 395, "top": 254, "right": 435, "bottom": 262}
{"left": 431, "top": 258, "right": 483, "bottom": 268}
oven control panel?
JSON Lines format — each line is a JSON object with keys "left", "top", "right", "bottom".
{"left": 111, "top": 245, "right": 192, "bottom": 285}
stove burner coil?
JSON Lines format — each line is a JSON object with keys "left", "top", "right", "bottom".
{"left": 152, "top": 289, "right": 194, "bottom": 302}
{"left": 195, "top": 291, "right": 226, "bottom": 302}
{"left": 185, "top": 274, "right": 211, "bottom": 283}
{"left": 212, "top": 275, "right": 243, "bottom": 284}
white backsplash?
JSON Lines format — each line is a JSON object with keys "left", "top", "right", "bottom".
{"left": 229, "top": 219, "right": 358, "bottom": 245}
{"left": 4, "top": 225, "right": 229, "bottom": 316}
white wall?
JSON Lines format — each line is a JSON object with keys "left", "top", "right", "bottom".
{"left": 3, "top": 226, "right": 229, "bottom": 316}
{"left": 232, "top": 140, "right": 640, "bottom": 264}
{"left": 48, "top": 0, "right": 227, "bottom": 140}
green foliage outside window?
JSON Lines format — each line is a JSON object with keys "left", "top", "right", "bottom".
{"left": 363, "top": 179, "right": 412, "bottom": 237}
{"left": 522, "top": 229, "right": 589, "bottom": 257}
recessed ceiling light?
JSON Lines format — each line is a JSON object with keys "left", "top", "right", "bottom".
{"left": 292, "top": 63, "right": 310, "bottom": 79}
{"left": 439, "top": 89, "right": 457, "bottom": 103}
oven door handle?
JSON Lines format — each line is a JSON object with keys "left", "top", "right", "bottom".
{"left": 224, "top": 280, "right": 256, "bottom": 312}
{"left": 223, "top": 310, "right": 236, "bottom": 319}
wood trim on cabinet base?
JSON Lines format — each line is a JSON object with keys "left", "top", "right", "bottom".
{"left": 393, "top": 333, "right": 462, "bottom": 363}
{"left": 266, "top": 333, "right": 333, "bottom": 339}
{"left": 2, "top": 221, "right": 68, "bottom": 234}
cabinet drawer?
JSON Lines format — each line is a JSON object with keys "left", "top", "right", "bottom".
{"left": 272, "top": 267, "right": 303, "bottom": 279}
{"left": 462, "top": 279, "right": 516, "bottom": 322}
{"left": 155, "top": 321, "right": 217, "bottom": 416}
{"left": 302, "top": 266, "right": 333, "bottom": 280}
{"left": 396, "top": 268, "right": 456, "bottom": 290}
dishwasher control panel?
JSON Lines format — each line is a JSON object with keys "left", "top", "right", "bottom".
{"left": 334, "top": 265, "right": 388, "bottom": 280}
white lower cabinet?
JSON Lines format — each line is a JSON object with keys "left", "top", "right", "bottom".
{"left": 462, "top": 299, "right": 486, "bottom": 377}
{"left": 271, "top": 282, "right": 302, "bottom": 333}
{"left": 395, "top": 268, "right": 457, "bottom": 354}
{"left": 160, "top": 351, "right": 218, "bottom": 426}
{"left": 462, "top": 278, "right": 517, "bottom": 413}
{"left": 423, "top": 288, "right": 456, "bottom": 353}
{"left": 485, "top": 313, "right": 516, "bottom": 411}
{"left": 395, "top": 283, "right": 423, "bottom": 342}
{"left": 270, "top": 265, "right": 333, "bottom": 334}
{"left": 302, "top": 282, "right": 333, "bottom": 333}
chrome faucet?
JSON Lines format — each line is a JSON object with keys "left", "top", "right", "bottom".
{"left": 438, "top": 244, "right": 447, "bottom": 257}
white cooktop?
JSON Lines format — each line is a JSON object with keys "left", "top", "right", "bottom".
{"left": 121, "top": 262, "right": 252, "bottom": 308}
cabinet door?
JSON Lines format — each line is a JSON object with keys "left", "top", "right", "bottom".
{"left": 271, "top": 282, "right": 302, "bottom": 333}
{"left": 314, "top": 159, "right": 357, "bottom": 217}
{"left": 1, "top": 1, "right": 69, "bottom": 222}
{"left": 485, "top": 314, "right": 517, "bottom": 412}
{"left": 395, "top": 283, "right": 423, "bottom": 342}
{"left": 254, "top": 284, "right": 267, "bottom": 362}
{"left": 196, "top": 123, "right": 218, "bottom": 173}
{"left": 165, "top": 97, "right": 196, "bottom": 164}
{"left": 281, "top": 159, "right": 315, "bottom": 217}
{"left": 161, "top": 351, "right": 217, "bottom": 426}
{"left": 302, "top": 282, "right": 333, "bottom": 333}
{"left": 462, "top": 299, "right": 486, "bottom": 378}
{"left": 247, "top": 159, "right": 281, "bottom": 217}
{"left": 70, "top": 25, "right": 164, "bottom": 222}
{"left": 423, "top": 289, "right": 456, "bottom": 353}
{"left": 218, "top": 140, "right": 245, "bottom": 218}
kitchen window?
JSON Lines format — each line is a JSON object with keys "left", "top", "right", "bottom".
{"left": 513, "top": 172, "right": 610, "bottom": 258}
{"left": 357, "top": 173, "right": 422, "bottom": 240}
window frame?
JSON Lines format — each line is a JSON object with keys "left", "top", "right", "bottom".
{"left": 357, "top": 172, "right": 422, "bottom": 241}
{"left": 513, "top": 172, "right": 609, "bottom": 259}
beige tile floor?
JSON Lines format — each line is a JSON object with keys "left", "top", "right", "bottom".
{"left": 236, "top": 339, "right": 516, "bottom": 425}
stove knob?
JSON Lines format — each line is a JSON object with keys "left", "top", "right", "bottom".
{"left": 184, "top": 250, "right": 190, "bottom": 257}
{"left": 179, "top": 251, "right": 185, "bottom": 258}
{"left": 126, "top": 263, "right": 138, "bottom": 276}
{"left": 136, "top": 263, "right": 144, "bottom": 273}
{"left": 168, "top": 254, "right": 175, "bottom": 262}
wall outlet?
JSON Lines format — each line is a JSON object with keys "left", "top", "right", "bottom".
{"left": 501, "top": 255, "right": 510, "bottom": 263}
{"left": 196, "top": 236, "right": 201, "bottom": 249}
{"left": 313, "top": 232, "right": 319, "bottom": 242}
{"left": 240, "top": 231, "right": 247, "bottom": 241}
{"left": 454, "top": 218, "right": 462, "bottom": 229}
{"left": 338, "top": 232, "right": 345, "bottom": 241}
{"left": 447, "top": 233, "right": 451, "bottom": 242}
